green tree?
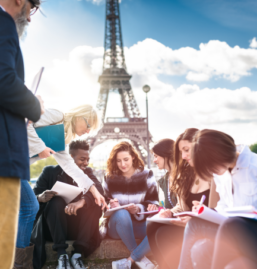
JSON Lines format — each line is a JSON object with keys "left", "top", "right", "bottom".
{"left": 250, "top": 143, "right": 257, "bottom": 154}
{"left": 30, "top": 156, "right": 58, "bottom": 178}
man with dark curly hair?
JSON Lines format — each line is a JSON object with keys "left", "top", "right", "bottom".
{"left": 31, "top": 140, "right": 103, "bottom": 269}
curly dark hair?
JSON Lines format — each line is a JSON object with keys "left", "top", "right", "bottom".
{"left": 69, "top": 140, "right": 89, "bottom": 155}
{"left": 106, "top": 141, "right": 144, "bottom": 177}
{"left": 170, "top": 128, "right": 199, "bottom": 199}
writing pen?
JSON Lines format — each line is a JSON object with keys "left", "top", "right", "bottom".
{"left": 161, "top": 200, "right": 166, "bottom": 209}
{"left": 199, "top": 195, "right": 206, "bottom": 206}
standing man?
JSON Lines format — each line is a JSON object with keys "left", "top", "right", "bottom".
{"left": 0, "top": 0, "right": 43, "bottom": 269}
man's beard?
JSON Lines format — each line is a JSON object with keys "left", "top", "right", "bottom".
{"left": 15, "top": 3, "right": 28, "bottom": 39}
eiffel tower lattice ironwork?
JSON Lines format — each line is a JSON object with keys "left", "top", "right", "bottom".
{"left": 87, "top": 0, "right": 152, "bottom": 163}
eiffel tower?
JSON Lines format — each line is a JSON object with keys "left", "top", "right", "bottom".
{"left": 88, "top": 0, "right": 152, "bottom": 163}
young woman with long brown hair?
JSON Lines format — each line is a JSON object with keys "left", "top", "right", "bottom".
{"left": 178, "top": 129, "right": 257, "bottom": 269}
{"left": 146, "top": 128, "right": 219, "bottom": 269}
{"left": 103, "top": 141, "right": 159, "bottom": 269}
{"left": 151, "top": 139, "right": 177, "bottom": 210}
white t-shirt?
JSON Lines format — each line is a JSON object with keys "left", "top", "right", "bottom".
{"left": 214, "top": 145, "right": 257, "bottom": 213}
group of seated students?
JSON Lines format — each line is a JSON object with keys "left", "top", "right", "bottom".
{"left": 31, "top": 128, "right": 257, "bottom": 269}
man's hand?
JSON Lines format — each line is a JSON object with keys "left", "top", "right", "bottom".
{"left": 36, "top": 95, "right": 45, "bottom": 115}
{"left": 109, "top": 198, "right": 120, "bottom": 209}
{"left": 159, "top": 209, "right": 173, "bottom": 218}
{"left": 37, "top": 190, "right": 57, "bottom": 203}
{"left": 89, "top": 185, "right": 108, "bottom": 210}
{"left": 126, "top": 204, "right": 140, "bottom": 214}
{"left": 147, "top": 204, "right": 159, "bottom": 211}
{"left": 65, "top": 199, "right": 85, "bottom": 216}
{"left": 38, "top": 147, "right": 56, "bottom": 159}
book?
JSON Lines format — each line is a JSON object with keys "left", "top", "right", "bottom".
{"left": 147, "top": 213, "right": 182, "bottom": 225}
{"left": 30, "top": 67, "right": 44, "bottom": 95}
{"left": 104, "top": 203, "right": 135, "bottom": 218}
{"left": 225, "top": 206, "right": 257, "bottom": 214}
{"left": 138, "top": 210, "right": 159, "bottom": 215}
{"left": 31, "top": 124, "right": 65, "bottom": 157}
{"left": 174, "top": 206, "right": 227, "bottom": 225}
{"left": 51, "top": 181, "right": 82, "bottom": 204}
{"left": 26, "top": 67, "right": 44, "bottom": 126}
{"left": 174, "top": 206, "right": 257, "bottom": 225}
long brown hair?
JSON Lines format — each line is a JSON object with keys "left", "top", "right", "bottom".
{"left": 106, "top": 141, "right": 145, "bottom": 177}
{"left": 151, "top": 139, "right": 175, "bottom": 172}
{"left": 170, "top": 128, "right": 199, "bottom": 199}
{"left": 192, "top": 129, "right": 237, "bottom": 180}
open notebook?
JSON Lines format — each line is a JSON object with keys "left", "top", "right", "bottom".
{"left": 104, "top": 204, "right": 134, "bottom": 218}
{"left": 174, "top": 206, "right": 257, "bottom": 225}
{"left": 147, "top": 213, "right": 182, "bottom": 225}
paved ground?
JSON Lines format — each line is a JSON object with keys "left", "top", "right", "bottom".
{"left": 43, "top": 259, "right": 141, "bottom": 269}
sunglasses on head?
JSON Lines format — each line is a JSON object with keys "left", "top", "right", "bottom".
{"left": 28, "top": 0, "right": 39, "bottom": 16}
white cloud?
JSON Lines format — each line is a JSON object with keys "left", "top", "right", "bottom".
{"left": 32, "top": 38, "right": 257, "bottom": 146}
{"left": 126, "top": 38, "right": 257, "bottom": 82}
{"left": 86, "top": 0, "right": 104, "bottom": 4}
{"left": 85, "top": 0, "right": 122, "bottom": 4}
{"left": 250, "top": 37, "right": 257, "bottom": 48}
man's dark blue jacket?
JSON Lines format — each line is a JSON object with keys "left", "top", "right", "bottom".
{"left": 0, "top": 8, "right": 41, "bottom": 180}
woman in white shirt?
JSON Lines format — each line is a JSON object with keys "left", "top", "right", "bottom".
{"left": 178, "top": 129, "right": 257, "bottom": 269}
{"left": 28, "top": 104, "right": 106, "bottom": 207}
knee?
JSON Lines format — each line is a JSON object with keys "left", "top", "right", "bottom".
{"left": 45, "top": 196, "right": 66, "bottom": 215}
{"left": 218, "top": 217, "right": 243, "bottom": 238}
{"left": 110, "top": 209, "right": 131, "bottom": 223}
{"left": 184, "top": 217, "right": 202, "bottom": 235}
{"left": 225, "top": 257, "right": 256, "bottom": 269}
{"left": 191, "top": 239, "right": 214, "bottom": 268}
{"left": 28, "top": 194, "right": 39, "bottom": 217}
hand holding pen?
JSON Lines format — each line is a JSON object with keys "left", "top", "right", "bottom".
{"left": 108, "top": 197, "right": 120, "bottom": 209}
{"left": 192, "top": 195, "right": 206, "bottom": 213}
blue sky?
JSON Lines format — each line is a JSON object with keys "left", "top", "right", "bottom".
{"left": 21, "top": 0, "right": 257, "bottom": 148}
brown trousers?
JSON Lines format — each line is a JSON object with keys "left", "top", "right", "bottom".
{"left": 0, "top": 177, "right": 20, "bottom": 269}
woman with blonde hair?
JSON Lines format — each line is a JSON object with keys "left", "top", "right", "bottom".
{"left": 104, "top": 141, "right": 159, "bottom": 269}
{"left": 13, "top": 105, "right": 106, "bottom": 268}
{"left": 28, "top": 104, "right": 103, "bottom": 202}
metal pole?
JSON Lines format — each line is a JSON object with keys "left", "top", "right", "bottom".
{"left": 146, "top": 93, "right": 150, "bottom": 168}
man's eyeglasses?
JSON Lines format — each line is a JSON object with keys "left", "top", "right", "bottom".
{"left": 28, "top": 0, "right": 39, "bottom": 16}
{"left": 83, "top": 118, "right": 91, "bottom": 130}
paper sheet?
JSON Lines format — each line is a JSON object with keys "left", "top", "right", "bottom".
{"left": 147, "top": 214, "right": 181, "bottom": 225}
{"left": 104, "top": 203, "right": 135, "bottom": 218}
{"left": 225, "top": 206, "right": 257, "bottom": 214}
{"left": 174, "top": 206, "right": 227, "bottom": 225}
{"left": 138, "top": 210, "right": 159, "bottom": 215}
{"left": 51, "top": 181, "right": 82, "bottom": 204}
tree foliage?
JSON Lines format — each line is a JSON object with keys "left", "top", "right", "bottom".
{"left": 30, "top": 156, "right": 58, "bottom": 178}
{"left": 250, "top": 143, "right": 257, "bottom": 154}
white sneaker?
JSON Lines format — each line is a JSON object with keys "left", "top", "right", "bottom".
{"left": 135, "top": 256, "right": 155, "bottom": 269}
{"left": 112, "top": 258, "right": 132, "bottom": 269}
{"left": 57, "top": 254, "right": 72, "bottom": 269}
{"left": 71, "top": 253, "right": 86, "bottom": 268}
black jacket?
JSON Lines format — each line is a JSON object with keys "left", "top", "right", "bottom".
{"left": 31, "top": 165, "right": 104, "bottom": 269}
{"left": 0, "top": 8, "right": 41, "bottom": 179}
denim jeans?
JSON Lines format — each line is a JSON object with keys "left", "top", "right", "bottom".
{"left": 16, "top": 180, "right": 39, "bottom": 248}
{"left": 178, "top": 218, "right": 218, "bottom": 269}
{"left": 108, "top": 209, "right": 151, "bottom": 261}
